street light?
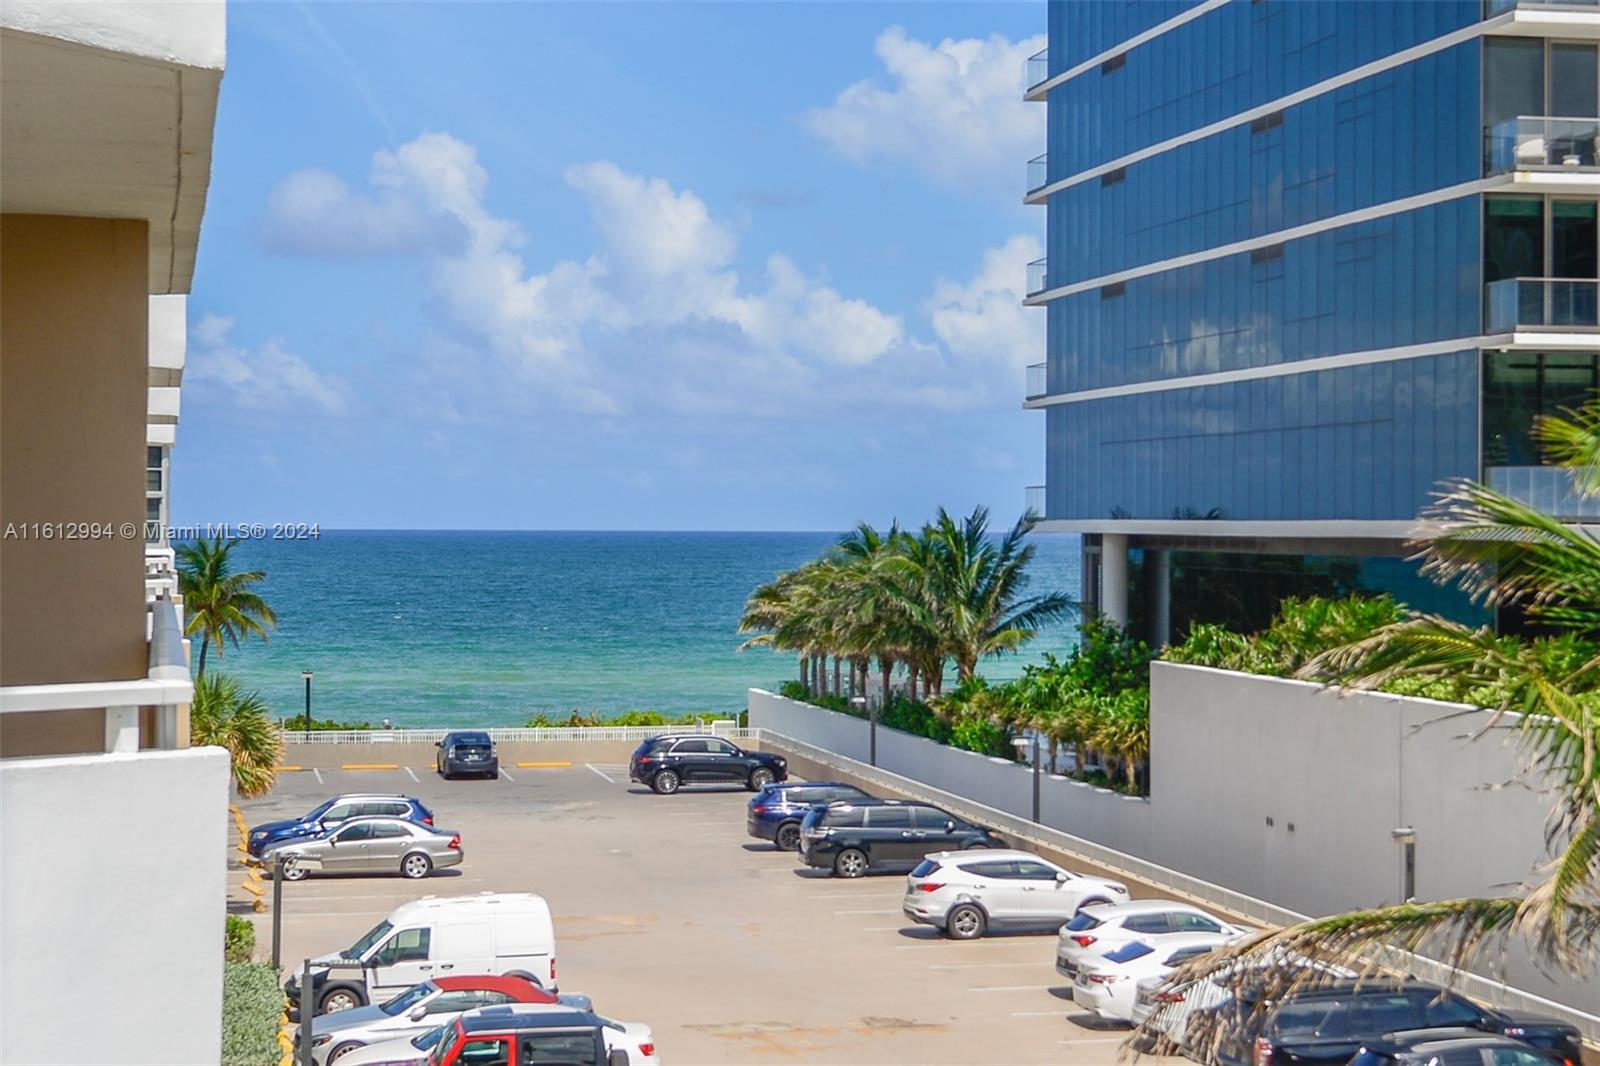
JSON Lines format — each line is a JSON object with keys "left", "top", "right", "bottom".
{"left": 301, "top": 670, "right": 313, "bottom": 741}
{"left": 1391, "top": 826, "right": 1417, "bottom": 903}
{"left": 1013, "top": 733, "right": 1041, "bottom": 823}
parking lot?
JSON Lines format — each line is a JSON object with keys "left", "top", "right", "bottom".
{"left": 240, "top": 760, "right": 1186, "bottom": 1065}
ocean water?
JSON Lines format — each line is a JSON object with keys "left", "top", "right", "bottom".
{"left": 213, "top": 530, "right": 1083, "bottom": 727}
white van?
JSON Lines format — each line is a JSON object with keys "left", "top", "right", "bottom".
{"left": 289, "top": 892, "right": 558, "bottom": 1015}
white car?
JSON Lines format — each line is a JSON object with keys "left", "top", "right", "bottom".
{"left": 333, "top": 1006, "right": 660, "bottom": 1066}
{"left": 1070, "top": 932, "right": 1233, "bottom": 1023}
{"left": 903, "top": 849, "right": 1130, "bottom": 939}
{"left": 1055, "top": 900, "right": 1245, "bottom": 982}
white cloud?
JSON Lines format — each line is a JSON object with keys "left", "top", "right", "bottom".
{"left": 928, "top": 234, "right": 1043, "bottom": 364}
{"left": 806, "top": 27, "right": 1045, "bottom": 190}
{"left": 187, "top": 314, "right": 348, "bottom": 414}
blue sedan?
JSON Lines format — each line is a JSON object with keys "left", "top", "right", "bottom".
{"left": 746, "top": 781, "right": 873, "bottom": 851}
{"left": 248, "top": 793, "right": 434, "bottom": 856}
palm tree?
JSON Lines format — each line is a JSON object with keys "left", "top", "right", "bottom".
{"left": 1140, "top": 407, "right": 1600, "bottom": 1059}
{"left": 177, "top": 535, "right": 277, "bottom": 676}
{"left": 190, "top": 673, "right": 282, "bottom": 797}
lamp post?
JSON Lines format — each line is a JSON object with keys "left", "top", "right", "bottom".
{"left": 301, "top": 670, "right": 313, "bottom": 741}
{"left": 1013, "top": 733, "right": 1041, "bottom": 823}
{"left": 1391, "top": 826, "right": 1417, "bottom": 903}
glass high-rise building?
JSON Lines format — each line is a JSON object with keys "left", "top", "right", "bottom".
{"left": 1024, "top": 0, "right": 1600, "bottom": 641}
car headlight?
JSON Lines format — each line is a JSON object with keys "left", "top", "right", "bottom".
{"left": 311, "top": 1035, "right": 333, "bottom": 1047}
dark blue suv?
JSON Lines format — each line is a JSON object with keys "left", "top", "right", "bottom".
{"left": 247, "top": 793, "right": 434, "bottom": 856}
{"left": 747, "top": 781, "right": 873, "bottom": 851}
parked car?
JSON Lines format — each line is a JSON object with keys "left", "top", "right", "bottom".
{"left": 1070, "top": 932, "right": 1231, "bottom": 1023}
{"left": 339, "top": 1005, "right": 657, "bottom": 1066}
{"left": 249, "top": 794, "right": 434, "bottom": 857}
{"left": 436, "top": 731, "right": 499, "bottom": 779}
{"left": 747, "top": 781, "right": 873, "bottom": 850}
{"left": 1056, "top": 900, "right": 1245, "bottom": 982}
{"left": 1200, "top": 979, "right": 1583, "bottom": 1066}
{"left": 301, "top": 975, "right": 558, "bottom": 1065}
{"left": 901, "top": 849, "right": 1130, "bottom": 939}
{"left": 799, "top": 799, "right": 1006, "bottom": 877}
{"left": 263, "top": 816, "right": 462, "bottom": 881}
{"left": 1349, "top": 1028, "right": 1569, "bottom": 1066}
{"left": 285, "top": 893, "right": 558, "bottom": 1016}
{"left": 627, "top": 733, "right": 787, "bottom": 794}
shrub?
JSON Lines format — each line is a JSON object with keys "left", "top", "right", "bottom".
{"left": 283, "top": 714, "right": 372, "bottom": 730}
{"left": 221, "top": 961, "right": 283, "bottom": 1066}
{"left": 224, "top": 915, "right": 255, "bottom": 964}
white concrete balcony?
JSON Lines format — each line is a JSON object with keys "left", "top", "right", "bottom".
{"left": 1486, "top": 0, "right": 1600, "bottom": 39}
{"left": 148, "top": 384, "right": 181, "bottom": 422}
{"left": 148, "top": 293, "right": 186, "bottom": 384}
{"left": 1486, "top": 116, "right": 1600, "bottom": 175}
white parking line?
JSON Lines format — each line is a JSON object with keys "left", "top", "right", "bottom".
{"left": 499, "top": 768, "right": 516, "bottom": 782}
{"left": 404, "top": 766, "right": 419, "bottom": 783}
{"left": 832, "top": 909, "right": 894, "bottom": 915}
{"left": 1011, "top": 1010, "right": 1064, "bottom": 1017}
{"left": 585, "top": 763, "right": 615, "bottom": 784}
{"left": 312, "top": 768, "right": 324, "bottom": 785}
{"left": 970, "top": 985, "right": 1055, "bottom": 993}
{"left": 932, "top": 962, "right": 1051, "bottom": 970}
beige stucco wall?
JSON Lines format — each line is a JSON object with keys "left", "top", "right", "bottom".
{"left": 0, "top": 214, "right": 150, "bottom": 756}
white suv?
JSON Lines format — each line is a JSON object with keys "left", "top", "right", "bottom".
{"left": 902, "top": 849, "right": 1130, "bottom": 939}
{"left": 1055, "top": 900, "right": 1245, "bottom": 981}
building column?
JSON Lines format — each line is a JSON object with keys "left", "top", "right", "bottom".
{"left": 105, "top": 705, "right": 139, "bottom": 753}
{"left": 1101, "top": 533, "right": 1129, "bottom": 628}
{"left": 1147, "top": 547, "right": 1171, "bottom": 647}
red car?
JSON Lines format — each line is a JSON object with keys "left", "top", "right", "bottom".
{"left": 408, "top": 1005, "right": 630, "bottom": 1066}
{"left": 304, "top": 975, "right": 558, "bottom": 1064}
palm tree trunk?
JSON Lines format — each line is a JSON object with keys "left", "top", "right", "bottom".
{"left": 833, "top": 656, "right": 841, "bottom": 695}
{"left": 878, "top": 654, "right": 893, "bottom": 710}
{"left": 908, "top": 664, "right": 918, "bottom": 703}
{"left": 196, "top": 635, "right": 211, "bottom": 678}
{"left": 799, "top": 655, "right": 808, "bottom": 689}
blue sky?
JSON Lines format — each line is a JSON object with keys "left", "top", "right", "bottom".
{"left": 180, "top": 2, "right": 1046, "bottom": 531}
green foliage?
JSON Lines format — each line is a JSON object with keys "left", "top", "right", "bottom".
{"left": 523, "top": 709, "right": 729, "bottom": 727}
{"left": 950, "top": 716, "right": 1010, "bottom": 758}
{"left": 1164, "top": 595, "right": 1407, "bottom": 677}
{"left": 191, "top": 673, "right": 281, "bottom": 798}
{"left": 284, "top": 714, "right": 372, "bottom": 731}
{"left": 221, "top": 962, "right": 283, "bottom": 1066}
{"left": 177, "top": 535, "right": 277, "bottom": 677}
{"left": 224, "top": 915, "right": 255, "bottom": 964}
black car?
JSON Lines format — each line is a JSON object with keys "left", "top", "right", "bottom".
{"left": 1350, "top": 1028, "right": 1569, "bottom": 1066}
{"left": 798, "top": 799, "right": 1005, "bottom": 877}
{"left": 435, "top": 730, "right": 499, "bottom": 779}
{"left": 627, "top": 734, "right": 787, "bottom": 794}
{"left": 1202, "top": 979, "right": 1583, "bottom": 1066}
{"left": 747, "top": 781, "right": 874, "bottom": 850}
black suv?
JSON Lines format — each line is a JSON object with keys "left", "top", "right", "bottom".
{"left": 1202, "top": 979, "right": 1583, "bottom": 1066}
{"left": 1350, "top": 1028, "right": 1566, "bottom": 1066}
{"left": 798, "top": 799, "right": 1005, "bottom": 877}
{"left": 628, "top": 734, "right": 787, "bottom": 794}
{"left": 435, "top": 730, "right": 499, "bottom": 779}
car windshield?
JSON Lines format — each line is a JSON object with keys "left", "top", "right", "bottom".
{"left": 380, "top": 980, "right": 438, "bottom": 1016}
{"left": 302, "top": 798, "right": 336, "bottom": 821}
{"left": 428, "top": 1023, "right": 461, "bottom": 1066}
{"left": 342, "top": 919, "right": 393, "bottom": 960}
{"left": 1105, "top": 942, "right": 1155, "bottom": 964}
{"left": 411, "top": 1025, "right": 447, "bottom": 1051}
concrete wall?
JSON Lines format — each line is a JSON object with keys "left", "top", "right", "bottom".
{"left": 0, "top": 746, "right": 230, "bottom": 1064}
{"left": 1, "top": 215, "right": 151, "bottom": 756}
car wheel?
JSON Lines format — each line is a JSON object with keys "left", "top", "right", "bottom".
{"left": 328, "top": 1042, "right": 364, "bottom": 1063}
{"left": 775, "top": 822, "right": 802, "bottom": 851}
{"left": 652, "top": 769, "right": 680, "bottom": 795}
{"left": 834, "top": 848, "right": 868, "bottom": 878}
{"left": 320, "top": 986, "right": 362, "bottom": 1014}
{"left": 748, "top": 767, "right": 775, "bottom": 791}
{"left": 278, "top": 856, "right": 307, "bottom": 882}
{"left": 946, "top": 904, "right": 986, "bottom": 940}
{"left": 401, "top": 852, "right": 433, "bottom": 879}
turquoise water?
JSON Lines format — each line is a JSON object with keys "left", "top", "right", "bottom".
{"left": 214, "top": 531, "right": 1082, "bottom": 727}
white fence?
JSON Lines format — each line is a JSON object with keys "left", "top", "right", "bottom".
{"left": 281, "top": 721, "right": 747, "bottom": 744}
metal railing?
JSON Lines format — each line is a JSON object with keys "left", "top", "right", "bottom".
{"left": 1025, "top": 362, "right": 1047, "bottom": 399}
{"left": 1485, "top": 115, "right": 1600, "bottom": 173}
{"left": 1484, "top": 277, "right": 1600, "bottom": 332}
{"left": 1488, "top": 465, "right": 1600, "bottom": 519}
{"left": 1486, "top": 0, "right": 1600, "bottom": 14}
{"left": 1024, "top": 484, "right": 1046, "bottom": 515}
{"left": 1025, "top": 47, "right": 1049, "bottom": 94}
{"left": 280, "top": 721, "right": 750, "bottom": 744}
{"left": 1026, "top": 257, "right": 1049, "bottom": 297}
{"left": 1026, "top": 153, "right": 1048, "bottom": 195}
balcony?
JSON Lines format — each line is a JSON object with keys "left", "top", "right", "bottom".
{"left": 1025, "top": 48, "right": 1049, "bottom": 99}
{"left": 1488, "top": 465, "right": 1600, "bottom": 519}
{"left": 1485, "top": 278, "right": 1600, "bottom": 332}
{"left": 1486, "top": 116, "right": 1600, "bottom": 174}
{"left": 1026, "top": 362, "right": 1047, "bottom": 400}
{"left": 1025, "top": 484, "right": 1046, "bottom": 516}
{"left": 1486, "top": 0, "right": 1600, "bottom": 14}
{"left": 1027, "top": 153, "right": 1048, "bottom": 198}
{"left": 1027, "top": 258, "right": 1050, "bottom": 298}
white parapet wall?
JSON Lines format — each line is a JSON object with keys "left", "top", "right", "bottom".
{"left": 750, "top": 665, "right": 1600, "bottom": 1032}
{"left": 0, "top": 746, "right": 231, "bottom": 1064}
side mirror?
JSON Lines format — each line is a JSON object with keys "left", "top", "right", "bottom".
{"left": 408, "top": 1006, "right": 428, "bottom": 1022}
{"left": 945, "top": 821, "right": 956, "bottom": 832}
{"left": 1055, "top": 871, "right": 1070, "bottom": 883}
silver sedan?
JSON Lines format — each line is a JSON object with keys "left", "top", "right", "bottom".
{"left": 263, "top": 816, "right": 462, "bottom": 880}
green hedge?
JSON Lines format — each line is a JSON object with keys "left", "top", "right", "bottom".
{"left": 222, "top": 962, "right": 283, "bottom": 1066}
{"left": 224, "top": 915, "right": 255, "bottom": 963}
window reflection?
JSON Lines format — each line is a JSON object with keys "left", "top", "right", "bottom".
{"left": 1484, "top": 351, "right": 1600, "bottom": 465}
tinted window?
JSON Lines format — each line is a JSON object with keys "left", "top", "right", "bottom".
{"left": 334, "top": 823, "right": 374, "bottom": 843}
{"left": 458, "top": 1038, "right": 509, "bottom": 1066}
{"left": 705, "top": 739, "right": 737, "bottom": 755}
{"left": 672, "top": 739, "right": 708, "bottom": 754}
{"left": 1271, "top": 998, "right": 1354, "bottom": 1039}
{"left": 1164, "top": 946, "right": 1216, "bottom": 966}
{"left": 1488, "top": 1050, "right": 1561, "bottom": 1066}
{"left": 962, "top": 861, "right": 1019, "bottom": 879}
{"left": 910, "top": 859, "right": 941, "bottom": 878}
{"left": 1405, "top": 989, "right": 1486, "bottom": 1028}
{"left": 324, "top": 804, "right": 358, "bottom": 821}
{"left": 1064, "top": 912, "right": 1104, "bottom": 932}
{"left": 1172, "top": 913, "right": 1224, "bottom": 933}
{"left": 868, "top": 807, "right": 911, "bottom": 829}
{"left": 911, "top": 807, "right": 956, "bottom": 829}
{"left": 829, "top": 787, "right": 869, "bottom": 802}
{"left": 821, "top": 806, "right": 866, "bottom": 828}
{"left": 1014, "top": 861, "right": 1059, "bottom": 880}
{"left": 1123, "top": 914, "right": 1173, "bottom": 934}
{"left": 370, "top": 823, "right": 409, "bottom": 839}
{"left": 519, "top": 1032, "right": 598, "bottom": 1065}
{"left": 1105, "top": 942, "right": 1155, "bottom": 964}
{"left": 374, "top": 927, "right": 430, "bottom": 964}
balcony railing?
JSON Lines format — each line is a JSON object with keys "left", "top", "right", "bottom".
{"left": 1026, "top": 362, "right": 1047, "bottom": 399}
{"left": 1488, "top": 465, "right": 1600, "bottom": 519}
{"left": 1027, "top": 153, "right": 1048, "bottom": 196}
{"left": 1027, "top": 257, "right": 1050, "bottom": 297}
{"left": 1025, "top": 484, "right": 1046, "bottom": 516}
{"left": 1485, "top": 278, "right": 1600, "bottom": 332}
{"left": 1485, "top": 116, "right": 1600, "bottom": 173}
{"left": 1486, "top": 0, "right": 1600, "bottom": 15}
{"left": 1026, "top": 48, "right": 1049, "bottom": 95}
